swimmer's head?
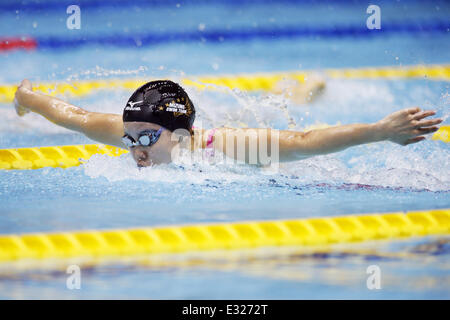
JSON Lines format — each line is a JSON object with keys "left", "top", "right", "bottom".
{"left": 122, "top": 80, "right": 196, "bottom": 167}
{"left": 123, "top": 80, "right": 195, "bottom": 132}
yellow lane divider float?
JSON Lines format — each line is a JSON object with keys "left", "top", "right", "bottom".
{"left": 432, "top": 125, "right": 450, "bottom": 143}
{"left": 0, "top": 209, "right": 448, "bottom": 264}
{"left": 0, "top": 126, "right": 448, "bottom": 170}
{"left": 0, "top": 64, "right": 449, "bottom": 103}
{"left": 184, "top": 64, "right": 450, "bottom": 91}
{"left": 0, "top": 144, "right": 127, "bottom": 170}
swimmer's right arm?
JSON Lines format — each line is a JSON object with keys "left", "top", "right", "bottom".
{"left": 14, "top": 79, "right": 126, "bottom": 149}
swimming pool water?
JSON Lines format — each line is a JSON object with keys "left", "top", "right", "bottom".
{"left": 0, "top": 0, "right": 449, "bottom": 299}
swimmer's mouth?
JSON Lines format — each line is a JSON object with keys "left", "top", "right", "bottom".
{"left": 137, "top": 160, "right": 153, "bottom": 168}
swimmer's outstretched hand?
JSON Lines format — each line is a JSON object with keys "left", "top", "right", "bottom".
{"left": 376, "top": 107, "right": 443, "bottom": 146}
{"left": 14, "top": 79, "right": 32, "bottom": 116}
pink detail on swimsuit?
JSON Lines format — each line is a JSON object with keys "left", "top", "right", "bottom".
{"left": 206, "top": 128, "right": 216, "bottom": 149}
{"left": 205, "top": 128, "right": 216, "bottom": 159}
{"left": 192, "top": 126, "right": 216, "bottom": 159}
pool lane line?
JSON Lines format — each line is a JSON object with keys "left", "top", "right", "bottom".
{"left": 0, "top": 64, "right": 449, "bottom": 104}
{"left": 1, "top": 19, "right": 449, "bottom": 52}
{"left": 0, "top": 0, "right": 391, "bottom": 12}
{"left": 0, "top": 125, "right": 448, "bottom": 170}
{"left": 0, "top": 209, "right": 448, "bottom": 264}
{"left": 0, "top": 37, "right": 37, "bottom": 52}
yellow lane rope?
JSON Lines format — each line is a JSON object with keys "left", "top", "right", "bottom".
{"left": 0, "top": 144, "right": 127, "bottom": 170}
{"left": 0, "top": 64, "right": 448, "bottom": 103}
{"left": 0, "top": 209, "right": 448, "bottom": 263}
{"left": 185, "top": 64, "right": 450, "bottom": 91}
{"left": 0, "top": 125, "right": 448, "bottom": 171}
{"left": 432, "top": 125, "right": 450, "bottom": 143}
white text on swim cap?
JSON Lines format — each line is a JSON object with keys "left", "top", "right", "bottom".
{"left": 166, "top": 101, "right": 187, "bottom": 114}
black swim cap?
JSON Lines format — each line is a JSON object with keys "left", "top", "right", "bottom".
{"left": 123, "top": 80, "right": 195, "bottom": 132}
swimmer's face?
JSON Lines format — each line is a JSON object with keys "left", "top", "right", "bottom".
{"left": 123, "top": 122, "right": 177, "bottom": 167}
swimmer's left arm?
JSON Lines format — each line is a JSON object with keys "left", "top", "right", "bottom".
{"left": 276, "top": 123, "right": 384, "bottom": 161}
{"left": 214, "top": 124, "right": 383, "bottom": 163}
{"left": 214, "top": 107, "right": 442, "bottom": 164}
{"left": 277, "top": 107, "right": 442, "bottom": 161}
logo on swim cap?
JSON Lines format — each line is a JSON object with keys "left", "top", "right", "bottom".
{"left": 125, "top": 100, "right": 144, "bottom": 111}
{"left": 123, "top": 80, "right": 196, "bottom": 132}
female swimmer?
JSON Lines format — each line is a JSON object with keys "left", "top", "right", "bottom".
{"left": 14, "top": 79, "right": 443, "bottom": 167}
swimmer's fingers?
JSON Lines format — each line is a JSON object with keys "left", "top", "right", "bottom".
{"left": 406, "top": 107, "right": 421, "bottom": 114}
{"left": 404, "top": 136, "right": 426, "bottom": 145}
{"left": 14, "top": 79, "right": 33, "bottom": 116}
{"left": 19, "top": 79, "right": 33, "bottom": 91}
{"left": 411, "top": 110, "right": 436, "bottom": 120}
{"left": 14, "top": 98, "right": 31, "bottom": 116}
{"left": 415, "top": 126, "right": 440, "bottom": 135}
{"left": 413, "top": 118, "right": 443, "bottom": 128}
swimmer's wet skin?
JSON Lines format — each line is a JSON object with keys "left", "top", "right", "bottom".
{"left": 14, "top": 79, "right": 443, "bottom": 167}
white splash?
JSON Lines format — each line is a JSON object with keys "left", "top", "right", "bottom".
{"left": 82, "top": 149, "right": 261, "bottom": 185}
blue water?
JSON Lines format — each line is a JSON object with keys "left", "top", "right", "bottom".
{"left": 0, "top": 0, "right": 449, "bottom": 299}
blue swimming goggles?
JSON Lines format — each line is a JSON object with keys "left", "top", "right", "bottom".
{"left": 122, "top": 128, "right": 164, "bottom": 148}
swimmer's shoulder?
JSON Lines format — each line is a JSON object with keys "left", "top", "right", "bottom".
{"left": 191, "top": 126, "right": 229, "bottom": 149}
